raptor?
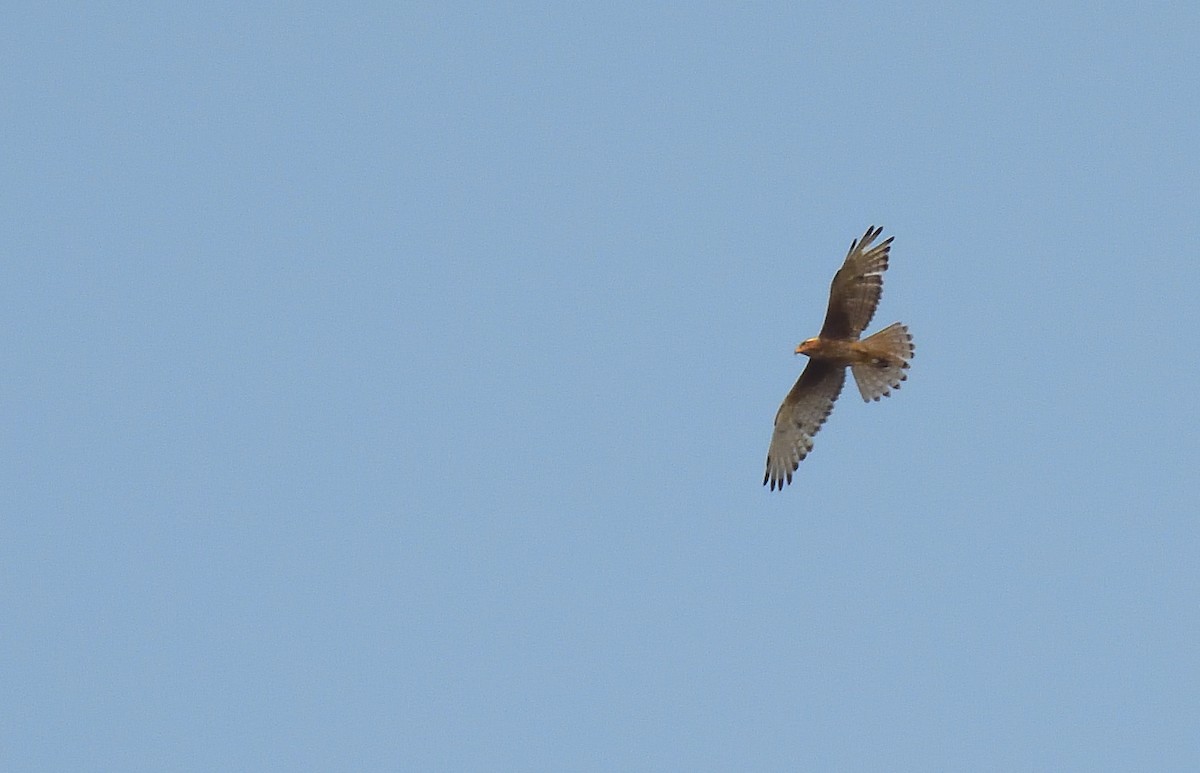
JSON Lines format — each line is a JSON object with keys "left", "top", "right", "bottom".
{"left": 764, "top": 226, "right": 914, "bottom": 490}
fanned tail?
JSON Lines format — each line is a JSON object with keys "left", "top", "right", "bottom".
{"left": 851, "top": 322, "right": 914, "bottom": 402}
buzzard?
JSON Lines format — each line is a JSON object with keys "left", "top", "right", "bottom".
{"left": 764, "top": 226, "right": 914, "bottom": 490}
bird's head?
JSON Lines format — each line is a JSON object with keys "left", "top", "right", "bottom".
{"left": 795, "top": 337, "right": 819, "bottom": 356}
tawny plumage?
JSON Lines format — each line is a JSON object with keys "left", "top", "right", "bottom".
{"left": 764, "top": 226, "right": 914, "bottom": 491}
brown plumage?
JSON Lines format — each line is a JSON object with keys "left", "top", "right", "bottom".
{"left": 764, "top": 226, "right": 914, "bottom": 491}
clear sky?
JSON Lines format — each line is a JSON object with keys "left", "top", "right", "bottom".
{"left": 4, "top": 3, "right": 1198, "bottom": 771}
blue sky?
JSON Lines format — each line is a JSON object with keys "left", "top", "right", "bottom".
{"left": 4, "top": 3, "right": 1198, "bottom": 770}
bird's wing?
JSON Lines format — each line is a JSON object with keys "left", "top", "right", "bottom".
{"left": 764, "top": 360, "right": 846, "bottom": 490}
{"left": 819, "top": 225, "right": 893, "bottom": 340}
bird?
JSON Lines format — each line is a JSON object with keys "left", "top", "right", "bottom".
{"left": 764, "top": 226, "right": 914, "bottom": 490}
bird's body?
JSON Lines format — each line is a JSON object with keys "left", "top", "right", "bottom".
{"left": 795, "top": 335, "right": 901, "bottom": 368}
{"left": 764, "top": 226, "right": 914, "bottom": 491}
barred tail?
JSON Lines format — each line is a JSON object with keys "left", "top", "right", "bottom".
{"left": 851, "top": 323, "right": 914, "bottom": 402}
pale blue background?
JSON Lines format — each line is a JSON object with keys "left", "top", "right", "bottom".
{"left": 4, "top": 3, "right": 1198, "bottom": 771}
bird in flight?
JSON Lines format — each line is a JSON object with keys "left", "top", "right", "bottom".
{"left": 764, "top": 226, "right": 914, "bottom": 490}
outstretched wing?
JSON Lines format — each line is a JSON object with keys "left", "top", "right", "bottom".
{"left": 763, "top": 360, "right": 846, "bottom": 490}
{"left": 819, "top": 225, "right": 893, "bottom": 340}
